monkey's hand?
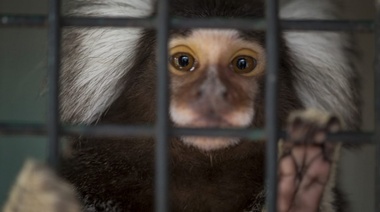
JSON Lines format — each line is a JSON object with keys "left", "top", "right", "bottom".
{"left": 3, "top": 159, "right": 82, "bottom": 212}
{"left": 277, "top": 109, "right": 341, "bottom": 212}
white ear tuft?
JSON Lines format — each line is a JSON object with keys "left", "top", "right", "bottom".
{"left": 280, "top": 0, "right": 360, "bottom": 129}
{"left": 60, "top": 0, "right": 153, "bottom": 124}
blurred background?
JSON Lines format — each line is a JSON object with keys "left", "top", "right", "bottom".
{"left": 0, "top": 0, "right": 48, "bottom": 207}
{"left": 0, "top": 0, "right": 376, "bottom": 211}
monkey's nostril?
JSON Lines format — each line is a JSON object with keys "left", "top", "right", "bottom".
{"left": 222, "top": 90, "right": 228, "bottom": 99}
{"left": 195, "top": 89, "right": 203, "bottom": 98}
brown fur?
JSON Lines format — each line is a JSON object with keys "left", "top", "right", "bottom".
{"left": 61, "top": 138, "right": 267, "bottom": 211}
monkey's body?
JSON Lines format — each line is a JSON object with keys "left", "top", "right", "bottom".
{"left": 61, "top": 120, "right": 345, "bottom": 212}
{"left": 58, "top": 0, "right": 360, "bottom": 211}
{"left": 61, "top": 138, "right": 265, "bottom": 211}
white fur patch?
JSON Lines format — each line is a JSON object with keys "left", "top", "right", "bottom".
{"left": 181, "top": 137, "right": 240, "bottom": 151}
{"left": 169, "top": 105, "right": 195, "bottom": 127}
{"left": 280, "top": 0, "right": 359, "bottom": 129}
{"left": 170, "top": 103, "right": 254, "bottom": 128}
{"left": 60, "top": 0, "right": 153, "bottom": 123}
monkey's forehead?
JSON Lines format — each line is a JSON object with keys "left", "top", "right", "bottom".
{"left": 169, "top": 28, "right": 266, "bottom": 49}
{"left": 169, "top": 29, "right": 266, "bottom": 65}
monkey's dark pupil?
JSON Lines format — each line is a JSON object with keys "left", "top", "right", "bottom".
{"left": 178, "top": 56, "right": 190, "bottom": 67}
{"left": 237, "top": 58, "right": 248, "bottom": 70}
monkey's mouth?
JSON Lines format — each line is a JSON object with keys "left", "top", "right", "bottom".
{"left": 187, "top": 114, "right": 235, "bottom": 128}
{"left": 170, "top": 105, "right": 254, "bottom": 151}
{"left": 170, "top": 104, "right": 254, "bottom": 129}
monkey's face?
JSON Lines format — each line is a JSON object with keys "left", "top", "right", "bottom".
{"left": 168, "top": 29, "right": 266, "bottom": 151}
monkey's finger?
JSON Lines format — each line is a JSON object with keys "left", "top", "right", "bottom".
{"left": 293, "top": 149, "right": 331, "bottom": 212}
{"left": 278, "top": 155, "right": 298, "bottom": 212}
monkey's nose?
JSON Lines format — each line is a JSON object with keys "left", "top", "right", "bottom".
{"left": 197, "top": 79, "right": 228, "bottom": 99}
{"left": 196, "top": 87, "right": 229, "bottom": 102}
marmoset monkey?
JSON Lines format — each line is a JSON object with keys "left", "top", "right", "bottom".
{"left": 3, "top": 0, "right": 360, "bottom": 211}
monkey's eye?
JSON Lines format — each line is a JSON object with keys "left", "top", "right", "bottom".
{"left": 231, "top": 56, "right": 257, "bottom": 75}
{"left": 170, "top": 52, "right": 196, "bottom": 72}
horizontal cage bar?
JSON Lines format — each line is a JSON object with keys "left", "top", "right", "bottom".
{"left": 0, "top": 123, "right": 373, "bottom": 144}
{"left": 0, "top": 15, "right": 375, "bottom": 32}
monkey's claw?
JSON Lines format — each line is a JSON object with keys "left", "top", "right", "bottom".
{"left": 277, "top": 109, "right": 341, "bottom": 212}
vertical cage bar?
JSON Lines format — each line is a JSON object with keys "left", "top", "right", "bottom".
{"left": 375, "top": 0, "right": 380, "bottom": 211}
{"left": 47, "top": 0, "right": 61, "bottom": 167}
{"left": 265, "top": 0, "right": 280, "bottom": 211}
{"left": 155, "top": 0, "right": 170, "bottom": 211}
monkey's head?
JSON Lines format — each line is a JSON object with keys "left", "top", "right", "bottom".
{"left": 168, "top": 29, "right": 266, "bottom": 151}
{"left": 151, "top": 0, "right": 270, "bottom": 151}
{"left": 104, "top": 0, "right": 299, "bottom": 152}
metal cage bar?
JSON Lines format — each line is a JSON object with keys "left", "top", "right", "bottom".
{"left": 265, "top": 0, "right": 280, "bottom": 211}
{"left": 46, "top": 0, "right": 61, "bottom": 168}
{"left": 155, "top": 0, "right": 170, "bottom": 211}
{"left": 0, "top": 123, "right": 373, "bottom": 143}
{"left": 375, "top": 0, "right": 380, "bottom": 211}
{"left": 0, "top": 15, "right": 375, "bottom": 32}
